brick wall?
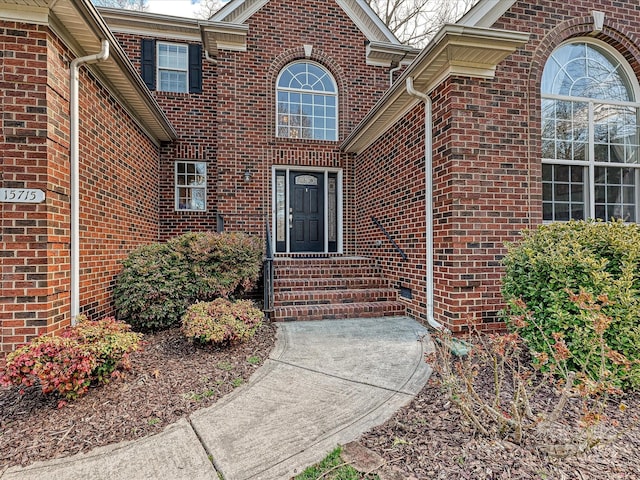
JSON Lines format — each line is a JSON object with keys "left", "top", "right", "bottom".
{"left": 1, "top": 22, "right": 160, "bottom": 352}
{"left": 354, "top": 106, "right": 428, "bottom": 321}
{"left": 355, "top": 0, "right": 640, "bottom": 332}
{"left": 114, "top": 0, "right": 392, "bottom": 244}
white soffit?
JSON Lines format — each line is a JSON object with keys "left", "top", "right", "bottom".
{"left": 342, "top": 24, "right": 530, "bottom": 154}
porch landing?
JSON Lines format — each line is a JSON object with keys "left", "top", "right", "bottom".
{"left": 271, "top": 256, "right": 406, "bottom": 321}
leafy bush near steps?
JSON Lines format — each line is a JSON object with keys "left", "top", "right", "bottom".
{"left": 181, "top": 299, "right": 263, "bottom": 345}
{"left": 0, "top": 316, "right": 142, "bottom": 401}
{"left": 502, "top": 220, "right": 640, "bottom": 390}
{"left": 114, "top": 232, "right": 262, "bottom": 331}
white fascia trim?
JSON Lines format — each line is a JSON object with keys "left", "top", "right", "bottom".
{"left": 211, "top": 0, "right": 269, "bottom": 23}
{"left": 457, "top": 0, "right": 518, "bottom": 27}
{"left": 0, "top": 5, "right": 48, "bottom": 24}
{"left": 336, "top": 0, "right": 399, "bottom": 44}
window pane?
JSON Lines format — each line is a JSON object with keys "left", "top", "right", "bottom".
{"left": 175, "top": 161, "right": 206, "bottom": 211}
{"left": 276, "top": 61, "right": 337, "bottom": 140}
{"left": 159, "top": 71, "right": 187, "bottom": 93}
{"left": 542, "top": 42, "right": 633, "bottom": 100}
{"left": 542, "top": 164, "right": 585, "bottom": 221}
{"left": 158, "top": 43, "right": 188, "bottom": 69}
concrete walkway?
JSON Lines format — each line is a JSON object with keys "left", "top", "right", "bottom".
{"left": 2, "top": 317, "right": 433, "bottom": 480}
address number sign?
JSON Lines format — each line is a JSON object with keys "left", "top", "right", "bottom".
{"left": 0, "top": 188, "right": 46, "bottom": 204}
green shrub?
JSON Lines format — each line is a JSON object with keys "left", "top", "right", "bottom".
{"left": 0, "top": 317, "right": 142, "bottom": 401}
{"left": 114, "top": 232, "right": 262, "bottom": 331}
{"left": 502, "top": 219, "right": 640, "bottom": 390}
{"left": 181, "top": 298, "right": 263, "bottom": 345}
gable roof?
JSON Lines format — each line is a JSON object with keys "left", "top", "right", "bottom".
{"left": 212, "top": 0, "right": 397, "bottom": 42}
{"left": 210, "top": 0, "right": 419, "bottom": 66}
{"left": 0, "top": 0, "right": 177, "bottom": 143}
{"left": 457, "top": 0, "right": 518, "bottom": 28}
{"left": 342, "top": 24, "right": 529, "bottom": 153}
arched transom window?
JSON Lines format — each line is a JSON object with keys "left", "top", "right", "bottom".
{"left": 276, "top": 61, "right": 338, "bottom": 141}
{"left": 541, "top": 41, "right": 640, "bottom": 222}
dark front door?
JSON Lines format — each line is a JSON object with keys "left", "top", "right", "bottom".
{"left": 290, "top": 172, "right": 324, "bottom": 252}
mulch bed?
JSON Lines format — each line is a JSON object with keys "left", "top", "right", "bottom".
{"left": 2, "top": 322, "right": 639, "bottom": 478}
{"left": 0, "top": 322, "right": 276, "bottom": 470}
{"left": 361, "top": 366, "right": 640, "bottom": 479}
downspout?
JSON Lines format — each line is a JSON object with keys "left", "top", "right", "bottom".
{"left": 405, "top": 77, "right": 446, "bottom": 332}
{"left": 389, "top": 63, "right": 402, "bottom": 86}
{"left": 204, "top": 50, "right": 217, "bottom": 64}
{"left": 69, "top": 40, "right": 110, "bottom": 325}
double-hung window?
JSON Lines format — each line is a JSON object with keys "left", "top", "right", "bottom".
{"left": 157, "top": 43, "right": 188, "bottom": 93}
{"left": 140, "top": 39, "right": 202, "bottom": 94}
{"left": 541, "top": 40, "right": 640, "bottom": 221}
{"left": 175, "top": 161, "right": 206, "bottom": 211}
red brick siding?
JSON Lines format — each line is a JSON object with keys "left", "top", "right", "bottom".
{"left": 1, "top": 23, "right": 160, "bottom": 352}
{"left": 354, "top": 105, "right": 427, "bottom": 321}
{"left": 356, "top": 0, "right": 640, "bottom": 332}
{"left": 115, "top": 32, "right": 219, "bottom": 239}
{"left": 114, "top": 0, "right": 392, "bottom": 244}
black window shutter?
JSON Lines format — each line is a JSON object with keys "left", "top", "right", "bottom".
{"left": 141, "top": 39, "right": 156, "bottom": 90}
{"left": 189, "top": 44, "right": 202, "bottom": 94}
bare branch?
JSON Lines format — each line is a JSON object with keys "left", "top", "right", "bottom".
{"left": 366, "top": 0, "right": 479, "bottom": 47}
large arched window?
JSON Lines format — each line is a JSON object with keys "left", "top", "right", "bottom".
{"left": 276, "top": 61, "right": 338, "bottom": 141}
{"left": 541, "top": 40, "right": 640, "bottom": 221}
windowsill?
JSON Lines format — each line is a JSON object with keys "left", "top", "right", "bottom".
{"left": 273, "top": 137, "right": 340, "bottom": 145}
{"left": 155, "top": 91, "right": 191, "bottom": 98}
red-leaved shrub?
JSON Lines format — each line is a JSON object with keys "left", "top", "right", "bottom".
{"left": 1, "top": 317, "right": 142, "bottom": 401}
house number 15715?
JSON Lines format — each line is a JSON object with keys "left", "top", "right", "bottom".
{"left": 0, "top": 188, "right": 45, "bottom": 204}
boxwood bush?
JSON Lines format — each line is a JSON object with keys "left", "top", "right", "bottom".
{"left": 114, "top": 232, "right": 262, "bottom": 331}
{"left": 181, "top": 298, "right": 263, "bottom": 345}
{"left": 502, "top": 220, "right": 640, "bottom": 390}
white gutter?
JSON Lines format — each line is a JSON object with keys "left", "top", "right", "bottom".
{"left": 405, "top": 77, "right": 446, "bottom": 332}
{"left": 69, "top": 39, "right": 110, "bottom": 325}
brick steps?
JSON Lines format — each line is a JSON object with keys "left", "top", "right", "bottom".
{"left": 271, "top": 256, "right": 405, "bottom": 321}
{"left": 276, "top": 288, "right": 398, "bottom": 306}
{"left": 274, "top": 302, "right": 406, "bottom": 322}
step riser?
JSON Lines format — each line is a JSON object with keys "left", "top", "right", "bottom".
{"left": 275, "top": 289, "right": 397, "bottom": 306}
{"left": 272, "top": 303, "right": 406, "bottom": 322}
{"left": 274, "top": 268, "right": 380, "bottom": 279}
{"left": 275, "top": 278, "right": 388, "bottom": 291}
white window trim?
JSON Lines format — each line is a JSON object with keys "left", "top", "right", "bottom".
{"left": 271, "top": 165, "right": 343, "bottom": 253}
{"left": 542, "top": 38, "right": 640, "bottom": 222}
{"left": 175, "top": 161, "right": 207, "bottom": 212}
{"left": 275, "top": 61, "right": 339, "bottom": 141}
{"left": 157, "top": 41, "right": 189, "bottom": 93}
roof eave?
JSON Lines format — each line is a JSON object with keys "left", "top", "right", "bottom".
{"left": 366, "top": 41, "right": 420, "bottom": 67}
{"left": 342, "top": 24, "right": 530, "bottom": 154}
{"left": 50, "top": 0, "right": 178, "bottom": 142}
{"left": 457, "top": 0, "right": 518, "bottom": 28}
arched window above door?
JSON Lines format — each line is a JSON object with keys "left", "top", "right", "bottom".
{"left": 276, "top": 61, "right": 338, "bottom": 141}
{"left": 541, "top": 40, "right": 640, "bottom": 222}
